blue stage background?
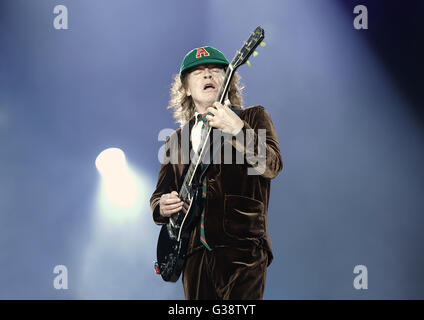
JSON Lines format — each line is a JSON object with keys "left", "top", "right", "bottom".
{"left": 0, "top": 0, "right": 423, "bottom": 299}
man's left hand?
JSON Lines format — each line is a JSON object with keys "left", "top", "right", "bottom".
{"left": 205, "top": 102, "right": 244, "bottom": 136}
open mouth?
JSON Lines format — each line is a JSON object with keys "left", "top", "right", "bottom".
{"left": 203, "top": 83, "right": 216, "bottom": 91}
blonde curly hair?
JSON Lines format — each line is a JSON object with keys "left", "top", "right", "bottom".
{"left": 167, "top": 70, "right": 244, "bottom": 126}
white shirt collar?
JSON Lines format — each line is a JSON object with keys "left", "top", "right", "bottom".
{"left": 194, "top": 111, "right": 203, "bottom": 126}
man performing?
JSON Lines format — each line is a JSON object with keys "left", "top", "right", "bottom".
{"left": 150, "top": 46, "right": 283, "bottom": 299}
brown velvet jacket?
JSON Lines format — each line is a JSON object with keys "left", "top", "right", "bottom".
{"left": 150, "top": 105, "right": 283, "bottom": 265}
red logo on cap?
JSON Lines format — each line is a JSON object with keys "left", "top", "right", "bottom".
{"left": 196, "top": 47, "right": 210, "bottom": 58}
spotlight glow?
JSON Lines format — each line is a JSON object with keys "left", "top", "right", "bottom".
{"left": 95, "top": 148, "right": 127, "bottom": 177}
{"left": 95, "top": 148, "right": 141, "bottom": 213}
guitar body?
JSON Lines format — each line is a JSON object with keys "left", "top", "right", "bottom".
{"left": 156, "top": 165, "right": 204, "bottom": 282}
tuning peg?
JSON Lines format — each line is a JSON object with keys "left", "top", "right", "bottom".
{"left": 246, "top": 60, "right": 251, "bottom": 67}
{"left": 260, "top": 41, "right": 266, "bottom": 47}
{"left": 253, "top": 51, "right": 259, "bottom": 57}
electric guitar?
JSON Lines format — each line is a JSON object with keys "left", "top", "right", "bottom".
{"left": 156, "top": 26, "right": 265, "bottom": 282}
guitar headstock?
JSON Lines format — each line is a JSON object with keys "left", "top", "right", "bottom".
{"left": 230, "top": 26, "right": 265, "bottom": 70}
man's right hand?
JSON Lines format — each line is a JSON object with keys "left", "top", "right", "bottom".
{"left": 159, "top": 191, "right": 184, "bottom": 217}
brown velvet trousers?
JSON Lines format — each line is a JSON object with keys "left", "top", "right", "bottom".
{"left": 182, "top": 245, "right": 268, "bottom": 300}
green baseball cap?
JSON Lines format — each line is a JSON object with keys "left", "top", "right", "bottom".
{"left": 180, "top": 46, "right": 229, "bottom": 76}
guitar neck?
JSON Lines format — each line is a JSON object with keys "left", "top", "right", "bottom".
{"left": 216, "top": 66, "right": 234, "bottom": 104}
